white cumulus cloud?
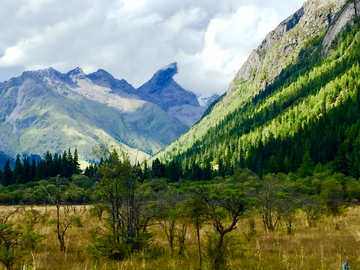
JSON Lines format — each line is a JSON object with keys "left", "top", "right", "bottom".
{"left": 0, "top": 0, "right": 305, "bottom": 95}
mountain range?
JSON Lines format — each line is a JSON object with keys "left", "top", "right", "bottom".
{"left": 153, "top": 0, "right": 360, "bottom": 178}
{"left": 0, "top": 63, "right": 217, "bottom": 167}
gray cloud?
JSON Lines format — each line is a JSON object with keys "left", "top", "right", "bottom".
{"left": 0, "top": 0, "right": 305, "bottom": 95}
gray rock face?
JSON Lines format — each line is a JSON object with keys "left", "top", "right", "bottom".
{"left": 136, "top": 62, "right": 215, "bottom": 126}
{"left": 231, "top": 0, "right": 348, "bottom": 92}
{"left": 235, "top": 6, "right": 305, "bottom": 84}
{"left": 87, "top": 69, "right": 137, "bottom": 97}
{"left": 323, "top": 0, "right": 360, "bottom": 56}
{"left": 137, "top": 62, "right": 200, "bottom": 111}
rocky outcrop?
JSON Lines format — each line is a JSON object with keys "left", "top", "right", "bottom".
{"left": 137, "top": 62, "right": 200, "bottom": 111}
{"left": 136, "top": 62, "right": 213, "bottom": 126}
{"left": 87, "top": 69, "right": 136, "bottom": 97}
{"left": 323, "top": 0, "right": 360, "bottom": 56}
{"left": 230, "top": 0, "right": 348, "bottom": 93}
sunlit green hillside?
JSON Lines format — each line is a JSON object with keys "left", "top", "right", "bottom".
{"left": 153, "top": 1, "right": 360, "bottom": 178}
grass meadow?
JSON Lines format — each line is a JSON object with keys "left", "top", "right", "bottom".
{"left": 1, "top": 205, "right": 360, "bottom": 269}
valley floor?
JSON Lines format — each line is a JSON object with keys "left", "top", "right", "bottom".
{"left": 1, "top": 205, "right": 360, "bottom": 269}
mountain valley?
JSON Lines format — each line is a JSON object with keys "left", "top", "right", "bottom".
{"left": 0, "top": 63, "right": 216, "bottom": 166}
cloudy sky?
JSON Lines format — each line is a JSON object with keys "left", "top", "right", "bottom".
{"left": 0, "top": 0, "right": 305, "bottom": 96}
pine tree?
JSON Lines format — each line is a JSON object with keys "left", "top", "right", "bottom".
{"left": 36, "top": 160, "right": 44, "bottom": 180}
{"left": 3, "top": 160, "right": 14, "bottom": 186}
{"left": 152, "top": 158, "right": 166, "bottom": 178}
{"left": 68, "top": 148, "right": 74, "bottom": 176}
{"left": 53, "top": 153, "right": 61, "bottom": 176}
{"left": 14, "top": 155, "right": 24, "bottom": 184}
{"left": 168, "top": 160, "right": 181, "bottom": 182}
{"left": 73, "top": 149, "right": 81, "bottom": 174}
{"left": 44, "top": 151, "right": 53, "bottom": 178}
{"left": 23, "top": 157, "right": 31, "bottom": 183}
{"left": 30, "top": 158, "right": 37, "bottom": 182}
{"left": 61, "top": 151, "right": 68, "bottom": 177}
{"left": 297, "top": 151, "right": 314, "bottom": 178}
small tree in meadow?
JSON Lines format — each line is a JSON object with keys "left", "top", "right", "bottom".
{"left": 87, "top": 143, "right": 152, "bottom": 260}
{"left": 41, "top": 175, "right": 80, "bottom": 252}
{"left": 190, "top": 181, "right": 247, "bottom": 270}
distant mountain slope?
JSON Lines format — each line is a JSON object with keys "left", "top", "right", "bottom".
{"left": 84, "top": 63, "right": 218, "bottom": 127}
{"left": 153, "top": 0, "right": 360, "bottom": 177}
{"left": 0, "top": 151, "right": 14, "bottom": 170}
{"left": 0, "top": 67, "right": 189, "bottom": 164}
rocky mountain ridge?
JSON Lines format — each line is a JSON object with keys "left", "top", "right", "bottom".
{"left": 0, "top": 63, "right": 213, "bottom": 165}
{"left": 233, "top": 0, "right": 348, "bottom": 91}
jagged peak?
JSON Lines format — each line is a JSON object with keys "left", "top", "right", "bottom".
{"left": 87, "top": 69, "right": 134, "bottom": 93}
{"left": 159, "top": 62, "right": 177, "bottom": 71}
{"left": 88, "top": 69, "right": 115, "bottom": 80}
{"left": 144, "top": 62, "right": 178, "bottom": 88}
{"left": 67, "top": 67, "right": 85, "bottom": 75}
{"left": 67, "top": 67, "right": 86, "bottom": 80}
{"left": 23, "top": 67, "right": 56, "bottom": 75}
{"left": 20, "top": 67, "right": 63, "bottom": 82}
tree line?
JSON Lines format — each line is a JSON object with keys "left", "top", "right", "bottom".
{"left": 154, "top": 17, "right": 360, "bottom": 180}
{"left": 0, "top": 148, "right": 81, "bottom": 187}
{"left": 1, "top": 144, "right": 360, "bottom": 269}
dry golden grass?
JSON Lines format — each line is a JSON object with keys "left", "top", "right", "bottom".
{"left": 1, "top": 205, "right": 360, "bottom": 269}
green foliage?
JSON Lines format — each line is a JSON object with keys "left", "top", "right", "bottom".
{"left": 86, "top": 232, "right": 131, "bottom": 261}
{"left": 89, "top": 203, "right": 107, "bottom": 220}
{"left": 152, "top": 19, "right": 360, "bottom": 181}
{"left": 0, "top": 148, "right": 82, "bottom": 189}
{"left": 0, "top": 207, "right": 45, "bottom": 270}
{"left": 206, "top": 233, "right": 229, "bottom": 270}
{"left": 88, "top": 143, "right": 154, "bottom": 260}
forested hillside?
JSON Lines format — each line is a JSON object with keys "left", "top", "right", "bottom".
{"left": 153, "top": 0, "right": 360, "bottom": 178}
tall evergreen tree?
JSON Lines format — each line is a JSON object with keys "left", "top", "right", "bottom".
{"left": 3, "top": 160, "right": 14, "bottom": 186}
{"left": 36, "top": 160, "right": 44, "bottom": 180}
{"left": 297, "top": 151, "right": 314, "bottom": 178}
{"left": 53, "top": 153, "right": 61, "bottom": 176}
{"left": 44, "top": 151, "right": 54, "bottom": 178}
{"left": 23, "top": 157, "right": 31, "bottom": 184}
{"left": 30, "top": 158, "right": 37, "bottom": 182}
{"left": 73, "top": 149, "right": 81, "bottom": 174}
{"left": 67, "top": 148, "right": 74, "bottom": 176}
{"left": 61, "top": 151, "right": 68, "bottom": 177}
{"left": 13, "top": 155, "right": 24, "bottom": 184}
{"left": 152, "top": 158, "right": 166, "bottom": 178}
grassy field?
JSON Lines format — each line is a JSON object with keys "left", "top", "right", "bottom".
{"left": 1, "top": 205, "right": 360, "bottom": 270}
